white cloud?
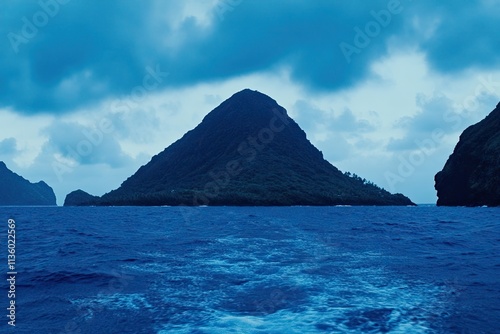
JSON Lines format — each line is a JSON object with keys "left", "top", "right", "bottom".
{"left": 0, "top": 108, "right": 53, "bottom": 167}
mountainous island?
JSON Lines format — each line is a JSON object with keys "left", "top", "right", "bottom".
{"left": 65, "top": 89, "right": 414, "bottom": 206}
{"left": 435, "top": 102, "right": 500, "bottom": 207}
{"left": 0, "top": 161, "right": 57, "bottom": 205}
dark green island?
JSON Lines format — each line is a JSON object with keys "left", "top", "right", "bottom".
{"left": 435, "top": 102, "right": 500, "bottom": 207}
{"left": 65, "top": 89, "right": 414, "bottom": 206}
{"left": 0, "top": 161, "right": 56, "bottom": 206}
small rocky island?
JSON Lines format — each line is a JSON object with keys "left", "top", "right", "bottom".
{"left": 0, "top": 161, "right": 56, "bottom": 205}
{"left": 65, "top": 89, "right": 414, "bottom": 206}
{"left": 64, "top": 189, "right": 100, "bottom": 206}
{"left": 435, "top": 102, "right": 500, "bottom": 206}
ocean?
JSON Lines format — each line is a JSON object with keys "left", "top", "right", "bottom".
{"left": 1, "top": 206, "right": 499, "bottom": 333}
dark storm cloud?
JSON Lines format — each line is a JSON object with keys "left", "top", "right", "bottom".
{"left": 1, "top": 0, "right": 499, "bottom": 114}
{"left": 170, "top": 0, "right": 409, "bottom": 89}
{"left": 419, "top": 0, "right": 500, "bottom": 73}
{"left": 1, "top": 0, "right": 173, "bottom": 113}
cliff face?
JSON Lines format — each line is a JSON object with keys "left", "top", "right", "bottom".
{"left": 66, "top": 89, "right": 414, "bottom": 206}
{"left": 0, "top": 162, "right": 57, "bottom": 205}
{"left": 435, "top": 102, "right": 500, "bottom": 206}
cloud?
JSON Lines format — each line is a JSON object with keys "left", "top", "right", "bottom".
{"left": 42, "top": 120, "right": 133, "bottom": 167}
{"left": 0, "top": 137, "right": 22, "bottom": 169}
{"left": 321, "top": 133, "right": 353, "bottom": 162}
{"left": 204, "top": 94, "right": 222, "bottom": 106}
{"left": 386, "top": 94, "right": 455, "bottom": 151}
{"left": 292, "top": 100, "right": 376, "bottom": 162}
{"left": 3, "top": 1, "right": 498, "bottom": 115}
{"left": 0, "top": 138, "right": 18, "bottom": 155}
{"left": 106, "top": 109, "right": 161, "bottom": 144}
{"left": 293, "top": 100, "right": 375, "bottom": 134}
{"left": 170, "top": 0, "right": 408, "bottom": 91}
{"left": 387, "top": 92, "right": 498, "bottom": 151}
{"left": 332, "top": 109, "right": 375, "bottom": 133}
{"left": 0, "top": 0, "right": 175, "bottom": 113}
{"left": 417, "top": 1, "right": 500, "bottom": 73}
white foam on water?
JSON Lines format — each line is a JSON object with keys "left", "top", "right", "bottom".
{"left": 70, "top": 293, "right": 152, "bottom": 320}
{"left": 122, "top": 263, "right": 171, "bottom": 273}
{"left": 149, "top": 235, "right": 455, "bottom": 333}
{"left": 157, "top": 307, "right": 432, "bottom": 333}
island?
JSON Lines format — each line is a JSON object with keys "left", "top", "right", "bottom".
{"left": 64, "top": 189, "right": 100, "bottom": 206}
{"left": 65, "top": 89, "right": 415, "bottom": 206}
{"left": 435, "top": 102, "right": 500, "bottom": 206}
{"left": 0, "top": 161, "right": 57, "bottom": 206}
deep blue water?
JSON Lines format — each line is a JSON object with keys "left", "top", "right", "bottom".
{"left": 0, "top": 206, "right": 499, "bottom": 333}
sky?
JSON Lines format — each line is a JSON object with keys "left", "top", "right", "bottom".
{"left": 1, "top": 0, "right": 499, "bottom": 205}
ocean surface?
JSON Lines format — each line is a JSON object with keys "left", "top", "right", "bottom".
{"left": 1, "top": 206, "right": 499, "bottom": 334}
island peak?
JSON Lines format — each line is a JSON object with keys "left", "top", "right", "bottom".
{"left": 65, "top": 90, "right": 414, "bottom": 206}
